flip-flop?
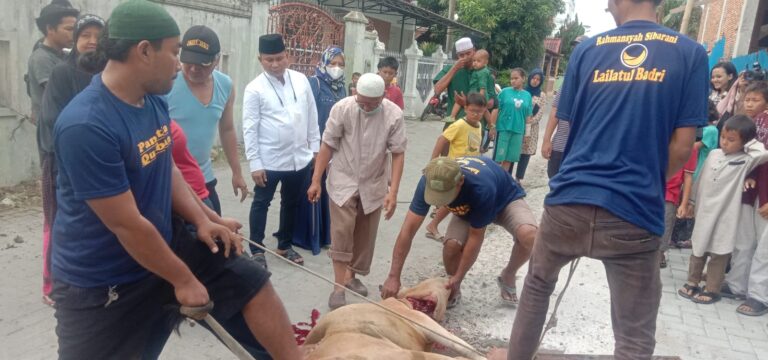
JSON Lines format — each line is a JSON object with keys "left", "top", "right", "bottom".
{"left": 447, "top": 292, "right": 462, "bottom": 309}
{"left": 425, "top": 229, "right": 444, "bottom": 242}
{"left": 497, "top": 276, "right": 518, "bottom": 306}
{"left": 736, "top": 298, "right": 768, "bottom": 316}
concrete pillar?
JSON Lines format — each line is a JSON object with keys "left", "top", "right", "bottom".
{"left": 402, "top": 41, "right": 423, "bottom": 118}
{"left": 373, "top": 33, "right": 386, "bottom": 73}
{"left": 432, "top": 45, "right": 447, "bottom": 74}
{"left": 363, "top": 30, "right": 379, "bottom": 73}
{"left": 733, "top": 0, "right": 761, "bottom": 57}
{"left": 249, "top": 0, "right": 272, "bottom": 77}
{"left": 343, "top": 11, "right": 369, "bottom": 82}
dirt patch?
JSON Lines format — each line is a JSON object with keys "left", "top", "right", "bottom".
{"left": 0, "top": 180, "right": 42, "bottom": 209}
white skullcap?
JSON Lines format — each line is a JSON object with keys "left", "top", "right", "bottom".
{"left": 455, "top": 37, "right": 474, "bottom": 53}
{"left": 356, "top": 73, "right": 385, "bottom": 97}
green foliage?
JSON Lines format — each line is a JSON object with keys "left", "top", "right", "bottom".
{"left": 555, "top": 14, "right": 587, "bottom": 75}
{"left": 416, "top": 0, "right": 563, "bottom": 70}
{"left": 659, "top": 0, "right": 701, "bottom": 38}
{"left": 419, "top": 42, "right": 440, "bottom": 57}
{"left": 455, "top": 0, "right": 564, "bottom": 70}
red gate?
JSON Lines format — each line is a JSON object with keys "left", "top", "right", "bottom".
{"left": 268, "top": 2, "right": 345, "bottom": 76}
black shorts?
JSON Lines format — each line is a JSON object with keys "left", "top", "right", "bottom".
{"left": 51, "top": 217, "right": 272, "bottom": 360}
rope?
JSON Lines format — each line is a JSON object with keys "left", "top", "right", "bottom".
{"left": 533, "top": 258, "right": 581, "bottom": 357}
{"left": 243, "top": 238, "right": 485, "bottom": 358}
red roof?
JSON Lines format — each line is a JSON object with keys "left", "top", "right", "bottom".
{"left": 544, "top": 38, "right": 562, "bottom": 55}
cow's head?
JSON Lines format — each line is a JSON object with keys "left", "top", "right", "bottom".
{"left": 397, "top": 277, "right": 451, "bottom": 322}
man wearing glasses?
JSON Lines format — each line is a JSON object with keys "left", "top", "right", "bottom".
{"left": 167, "top": 25, "right": 248, "bottom": 216}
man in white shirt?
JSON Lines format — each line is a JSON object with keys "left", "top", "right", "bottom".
{"left": 243, "top": 34, "right": 320, "bottom": 269}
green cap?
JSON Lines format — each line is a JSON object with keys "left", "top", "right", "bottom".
{"left": 424, "top": 157, "right": 463, "bottom": 207}
{"left": 108, "top": 0, "right": 180, "bottom": 41}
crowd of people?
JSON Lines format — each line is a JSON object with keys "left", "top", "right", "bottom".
{"left": 22, "top": 0, "right": 768, "bottom": 358}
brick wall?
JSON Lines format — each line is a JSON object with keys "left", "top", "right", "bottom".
{"left": 698, "top": 0, "right": 745, "bottom": 58}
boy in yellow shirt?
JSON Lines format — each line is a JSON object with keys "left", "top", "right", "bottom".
{"left": 426, "top": 93, "right": 487, "bottom": 240}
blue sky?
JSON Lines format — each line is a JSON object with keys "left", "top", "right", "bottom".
{"left": 575, "top": 0, "right": 616, "bottom": 36}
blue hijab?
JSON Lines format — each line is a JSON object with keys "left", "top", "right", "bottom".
{"left": 525, "top": 68, "right": 543, "bottom": 98}
{"left": 314, "top": 46, "right": 345, "bottom": 91}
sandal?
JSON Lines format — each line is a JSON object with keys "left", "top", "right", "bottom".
{"left": 736, "top": 298, "right": 768, "bottom": 316}
{"left": 720, "top": 284, "right": 745, "bottom": 300}
{"left": 328, "top": 291, "right": 346, "bottom": 310}
{"left": 692, "top": 291, "right": 721, "bottom": 304}
{"left": 675, "top": 240, "right": 692, "bottom": 249}
{"left": 250, "top": 252, "right": 268, "bottom": 270}
{"left": 677, "top": 283, "right": 701, "bottom": 299}
{"left": 279, "top": 248, "right": 304, "bottom": 265}
{"left": 497, "top": 276, "right": 518, "bottom": 306}
{"left": 447, "top": 292, "right": 462, "bottom": 309}
{"left": 425, "top": 229, "right": 444, "bottom": 242}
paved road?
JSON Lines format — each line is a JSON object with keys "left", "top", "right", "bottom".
{"left": 1, "top": 108, "right": 766, "bottom": 359}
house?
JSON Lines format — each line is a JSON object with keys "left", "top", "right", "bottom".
{"left": 697, "top": 0, "right": 767, "bottom": 58}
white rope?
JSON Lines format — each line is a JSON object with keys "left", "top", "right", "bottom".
{"left": 533, "top": 258, "right": 581, "bottom": 357}
{"left": 243, "top": 238, "right": 486, "bottom": 358}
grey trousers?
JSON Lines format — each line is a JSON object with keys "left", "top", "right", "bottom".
{"left": 726, "top": 203, "right": 768, "bottom": 304}
{"left": 660, "top": 201, "right": 677, "bottom": 252}
{"left": 507, "top": 205, "right": 661, "bottom": 360}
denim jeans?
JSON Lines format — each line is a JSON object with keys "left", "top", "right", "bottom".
{"left": 508, "top": 205, "right": 661, "bottom": 360}
{"left": 205, "top": 179, "right": 221, "bottom": 216}
{"left": 248, "top": 164, "right": 311, "bottom": 254}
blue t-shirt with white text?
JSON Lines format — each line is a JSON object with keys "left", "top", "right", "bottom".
{"left": 52, "top": 75, "right": 173, "bottom": 287}
{"left": 548, "top": 21, "right": 709, "bottom": 235}
{"left": 410, "top": 157, "right": 525, "bottom": 228}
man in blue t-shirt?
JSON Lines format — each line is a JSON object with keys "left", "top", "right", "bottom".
{"left": 380, "top": 156, "right": 537, "bottom": 305}
{"left": 502, "top": 0, "right": 709, "bottom": 359}
{"left": 49, "top": 2, "right": 300, "bottom": 359}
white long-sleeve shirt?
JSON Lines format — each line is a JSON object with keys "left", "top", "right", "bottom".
{"left": 243, "top": 69, "right": 320, "bottom": 172}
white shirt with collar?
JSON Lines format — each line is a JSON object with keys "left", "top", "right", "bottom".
{"left": 243, "top": 68, "right": 320, "bottom": 172}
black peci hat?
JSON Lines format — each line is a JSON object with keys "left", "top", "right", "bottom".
{"left": 259, "top": 34, "right": 286, "bottom": 55}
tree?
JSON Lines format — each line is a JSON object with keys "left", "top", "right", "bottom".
{"left": 659, "top": 0, "right": 701, "bottom": 38}
{"left": 415, "top": 0, "right": 563, "bottom": 70}
{"left": 455, "top": 0, "right": 564, "bottom": 70}
{"left": 555, "top": 14, "right": 587, "bottom": 75}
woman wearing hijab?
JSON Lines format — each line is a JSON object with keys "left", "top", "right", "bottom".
{"left": 515, "top": 68, "right": 545, "bottom": 183}
{"left": 292, "top": 46, "right": 347, "bottom": 255}
{"left": 38, "top": 13, "right": 106, "bottom": 306}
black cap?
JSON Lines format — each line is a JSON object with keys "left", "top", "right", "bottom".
{"left": 259, "top": 34, "right": 286, "bottom": 55}
{"left": 181, "top": 25, "right": 221, "bottom": 65}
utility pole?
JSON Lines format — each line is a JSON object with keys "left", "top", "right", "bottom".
{"left": 680, "top": 0, "right": 696, "bottom": 35}
{"left": 445, "top": 0, "right": 456, "bottom": 54}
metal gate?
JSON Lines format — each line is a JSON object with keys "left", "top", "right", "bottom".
{"left": 268, "top": 2, "right": 345, "bottom": 76}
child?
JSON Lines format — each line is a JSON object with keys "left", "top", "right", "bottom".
{"left": 493, "top": 68, "right": 532, "bottom": 174}
{"left": 450, "top": 49, "right": 493, "bottom": 121}
{"left": 724, "top": 81, "right": 768, "bottom": 316}
{"left": 672, "top": 101, "right": 720, "bottom": 250}
{"left": 659, "top": 146, "right": 698, "bottom": 267}
{"left": 348, "top": 72, "right": 361, "bottom": 96}
{"left": 425, "top": 92, "right": 485, "bottom": 241}
{"left": 378, "top": 57, "right": 404, "bottom": 109}
{"left": 678, "top": 115, "right": 768, "bottom": 305}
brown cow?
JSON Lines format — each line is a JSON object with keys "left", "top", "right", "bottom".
{"left": 302, "top": 278, "right": 485, "bottom": 360}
